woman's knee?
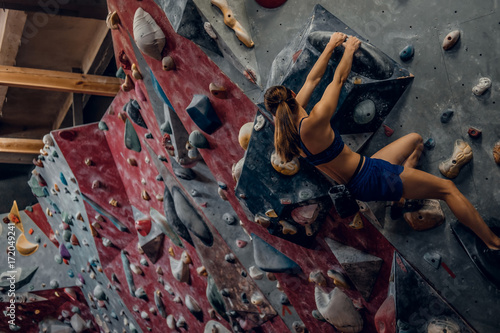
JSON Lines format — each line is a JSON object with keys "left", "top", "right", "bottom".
{"left": 407, "top": 132, "right": 423, "bottom": 146}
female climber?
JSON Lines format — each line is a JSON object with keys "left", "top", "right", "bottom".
{"left": 264, "top": 32, "right": 500, "bottom": 250}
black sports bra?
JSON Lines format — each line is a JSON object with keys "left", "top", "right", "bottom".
{"left": 298, "top": 117, "right": 345, "bottom": 166}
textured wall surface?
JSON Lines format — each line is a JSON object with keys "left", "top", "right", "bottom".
{"left": 1, "top": 0, "right": 499, "bottom": 332}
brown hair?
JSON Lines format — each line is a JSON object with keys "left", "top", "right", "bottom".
{"left": 264, "top": 85, "right": 301, "bottom": 161}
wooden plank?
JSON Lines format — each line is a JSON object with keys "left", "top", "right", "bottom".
{"left": 0, "top": 152, "right": 38, "bottom": 164}
{"left": 0, "top": 0, "right": 108, "bottom": 20}
{"left": 0, "top": 138, "right": 43, "bottom": 154}
{"left": 0, "top": 65, "right": 121, "bottom": 96}
{"left": 0, "top": 10, "right": 28, "bottom": 116}
{"left": 52, "top": 94, "right": 73, "bottom": 130}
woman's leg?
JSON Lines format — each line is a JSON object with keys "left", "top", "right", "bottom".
{"left": 371, "top": 132, "right": 423, "bottom": 168}
{"left": 400, "top": 167, "right": 500, "bottom": 250}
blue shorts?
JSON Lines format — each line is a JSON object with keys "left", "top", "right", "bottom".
{"left": 347, "top": 157, "right": 404, "bottom": 202}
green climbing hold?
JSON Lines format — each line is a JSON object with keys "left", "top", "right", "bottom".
{"left": 98, "top": 121, "right": 109, "bottom": 131}
{"left": 124, "top": 118, "right": 142, "bottom": 152}
{"left": 116, "top": 67, "right": 126, "bottom": 79}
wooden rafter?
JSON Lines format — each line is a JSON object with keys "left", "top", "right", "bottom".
{"left": 0, "top": 138, "right": 43, "bottom": 154}
{"left": 0, "top": 0, "right": 108, "bottom": 20}
{"left": 0, "top": 65, "right": 121, "bottom": 96}
{"left": 0, "top": 10, "right": 28, "bottom": 116}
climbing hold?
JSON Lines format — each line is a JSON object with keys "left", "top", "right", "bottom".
{"left": 255, "top": 0, "right": 287, "bottom": 9}
{"left": 209, "top": 82, "right": 227, "bottom": 99}
{"left": 82, "top": 194, "right": 129, "bottom": 232}
{"left": 238, "top": 122, "right": 254, "bottom": 150}
{"left": 439, "top": 139, "right": 473, "bottom": 178}
{"left": 135, "top": 219, "right": 152, "bottom": 237}
{"left": 493, "top": 142, "right": 500, "bottom": 165}
{"left": 93, "top": 285, "right": 106, "bottom": 301}
{"left": 440, "top": 109, "right": 454, "bottom": 123}
{"left": 291, "top": 204, "right": 319, "bottom": 225}
{"left": 353, "top": 99, "right": 376, "bottom": 125}
{"left": 270, "top": 151, "right": 300, "bottom": 176}
{"left": 106, "top": 11, "right": 120, "bottom": 30}
{"left": 327, "top": 269, "right": 350, "bottom": 289}
{"left": 123, "top": 118, "right": 142, "bottom": 153}
{"left": 427, "top": 317, "right": 460, "bottom": 333}
{"left": 196, "top": 266, "right": 207, "bottom": 276}
{"left": 135, "top": 287, "right": 148, "bottom": 300}
{"left": 236, "top": 239, "right": 247, "bottom": 248}
{"left": 399, "top": 44, "right": 414, "bottom": 62}
{"left": 265, "top": 209, "right": 278, "bottom": 218}
{"left": 170, "top": 251, "right": 191, "bottom": 283}
{"left": 161, "top": 56, "right": 175, "bottom": 71}
{"left": 472, "top": 77, "right": 492, "bottom": 96}
{"left": 131, "top": 63, "right": 143, "bottom": 80}
{"left": 374, "top": 295, "right": 395, "bottom": 333}
{"left": 423, "top": 252, "right": 442, "bottom": 269}
{"left": 254, "top": 214, "right": 271, "bottom": 228}
{"left": 154, "top": 290, "right": 167, "bottom": 318}
{"left": 124, "top": 99, "right": 147, "bottom": 129}
{"left": 249, "top": 266, "right": 264, "bottom": 280}
{"left": 130, "top": 263, "right": 143, "bottom": 276}
{"left": 232, "top": 157, "right": 245, "bottom": 182}
{"left": 279, "top": 220, "right": 297, "bottom": 235}
{"left": 141, "top": 190, "right": 151, "bottom": 201}
{"left": 250, "top": 293, "right": 264, "bottom": 305}
{"left": 325, "top": 238, "right": 382, "bottom": 300}
{"left": 172, "top": 186, "right": 213, "bottom": 246}
{"left": 189, "top": 130, "right": 210, "bottom": 148}
{"left": 164, "top": 186, "right": 194, "bottom": 245}
{"left": 424, "top": 138, "right": 435, "bottom": 150}
{"left": 442, "top": 30, "right": 460, "bottom": 50}
{"left": 185, "top": 295, "right": 202, "bottom": 315}
{"left": 252, "top": 234, "right": 301, "bottom": 273}
{"left": 115, "top": 66, "right": 126, "bottom": 79}
{"left": 403, "top": 199, "right": 445, "bottom": 231}
{"left": 166, "top": 315, "right": 176, "bottom": 329}
{"left": 177, "top": 316, "right": 187, "bottom": 328}
{"left": 16, "top": 233, "right": 39, "bottom": 256}
{"left": 59, "top": 243, "right": 71, "bottom": 260}
{"left": 150, "top": 208, "right": 183, "bottom": 247}
{"left": 133, "top": 8, "right": 165, "bottom": 60}
{"left": 70, "top": 234, "right": 80, "bottom": 246}
{"left": 211, "top": 0, "right": 254, "bottom": 47}
{"left": 121, "top": 75, "right": 134, "bottom": 92}
{"left": 280, "top": 294, "right": 290, "bottom": 305}
{"left": 315, "top": 286, "right": 363, "bottom": 332}
{"left": 309, "top": 270, "right": 327, "bottom": 287}
{"left": 206, "top": 275, "right": 228, "bottom": 321}
{"left": 254, "top": 114, "right": 265, "bottom": 131}
{"left": 383, "top": 124, "right": 394, "bottom": 137}
{"left": 467, "top": 127, "right": 481, "bottom": 138}
{"left": 348, "top": 212, "right": 364, "bottom": 229}
{"left": 186, "top": 95, "right": 222, "bottom": 134}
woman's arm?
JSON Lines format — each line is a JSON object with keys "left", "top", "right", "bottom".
{"left": 295, "top": 32, "right": 347, "bottom": 108}
{"left": 308, "top": 36, "right": 361, "bottom": 125}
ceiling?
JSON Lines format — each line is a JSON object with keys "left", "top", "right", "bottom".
{"left": 0, "top": 1, "right": 115, "bottom": 163}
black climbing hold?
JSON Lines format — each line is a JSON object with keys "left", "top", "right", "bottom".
{"left": 440, "top": 110, "right": 454, "bottom": 123}
{"left": 124, "top": 99, "right": 148, "bottom": 129}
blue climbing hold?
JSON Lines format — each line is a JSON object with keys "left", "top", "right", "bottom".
{"left": 399, "top": 44, "right": 414, "bottom": 62}
{"left": 60, "top": 172, "right": 68, "bottom": 186}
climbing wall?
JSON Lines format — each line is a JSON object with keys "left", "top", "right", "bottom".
{"left": 2, "top": 0, "right": 500, "bottom": 332}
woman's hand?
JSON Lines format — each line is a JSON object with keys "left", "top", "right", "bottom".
{"left": 329, "top": 32, "right": 347, "bottom": 48}
{"left": 344, "top": 36, "right": 361, "bottom": 52}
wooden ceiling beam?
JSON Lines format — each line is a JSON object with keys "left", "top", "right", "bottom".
{"left": 0, "top": 138, "right": 43, "bottom": 154}
{"left": 0, "top": 0, "right": 109, "bottom": 20}
{"left": 0, "top": 65, "right": 121, "bottom": 96}
{"left": 0, "top": 10, "right": 28, "bottom": 116}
